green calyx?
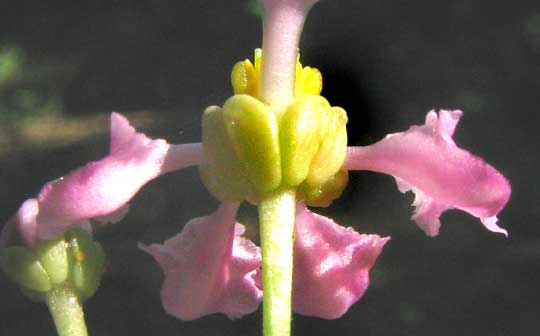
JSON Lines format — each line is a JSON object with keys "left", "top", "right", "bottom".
{"left": 0, "top": 227, "right": 105, "bottom": 302}
{"left": 200, "top": 93, "right": 349, "bottom": 206}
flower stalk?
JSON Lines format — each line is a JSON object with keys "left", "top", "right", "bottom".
{"left": 258, "top": 1, "right": 318, "bottom": 335}
{"left": 46, "top": 287, "right": 88, "bottom": 336}
{"left": 258, "top": 188, "right": 296, "bottom": 336}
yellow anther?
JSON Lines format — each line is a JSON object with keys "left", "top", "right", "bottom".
{"left": 295, "top": 66, "right": 323, "bottom": 97}
{"left": 229, "top": 49, "right": 323, "bottom": 102}
{"left": 231, "top": 59, "right": 258, "bottom": 96}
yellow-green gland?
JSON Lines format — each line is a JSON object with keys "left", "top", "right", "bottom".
{"left": 0, "top": 227, "right": 105, "bottom": 302}
{"left": 199, "top": 94, "right": 349, "bottom": 207}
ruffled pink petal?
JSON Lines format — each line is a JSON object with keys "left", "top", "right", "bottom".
{"left": 344, "top": 110, "right": 511, "bottom": 237}
{"left": 292, "top": 203, "right": 389, "bottom": 319}
{"left": 139, "top": 203, "right": 262, "bottom": 320}
{"left": 18, "top": 113, "right": 204, "bottom": 242}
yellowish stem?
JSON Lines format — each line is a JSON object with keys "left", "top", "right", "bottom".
{"left": 259, "top": 189, "right": 296, "bottom": 336}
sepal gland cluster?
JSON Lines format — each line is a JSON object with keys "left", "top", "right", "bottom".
{"left": 200, "top": 50, "right": 348, "bottom": 206}
{"left": 0, "top": 227, "right": 105, "bottom": 302}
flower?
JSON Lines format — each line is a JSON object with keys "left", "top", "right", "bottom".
{"left": 344, "top": 109, "right": 511, "bottom": 237}
{"left": 292, "top": 203, "right": 389, "bottom": 319}
{"left": 140, "top": 201, "right": 388, "bottom": 321}
{"left": 1, "top": 113, "right": 203, "bottom": 247}
{"left": 140, "top": 109, "right": 510, "bottom": 320}
{"left": 139, "top": 203, "right": 263, "bottom": 320}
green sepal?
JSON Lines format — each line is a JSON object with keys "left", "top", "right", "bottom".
{"left": 36, "top": 239, "right": 69, "bottom": 285}
{"left": 66, "top": 227, "right": 105, "bottom": 300}
{"left": 0, "top": 246, "right": 52, "bottom": 292}
{"left": 223, "top": 94, "right": 282, "bottom": 193}
{"left": 298, "top": 170, "right": 349, "bottom": 207}
{"left": 199, "top": 105, "right": 257, "bottom": 202}
{"left": 280, "top": 95, "right": 331, "bottom": 186}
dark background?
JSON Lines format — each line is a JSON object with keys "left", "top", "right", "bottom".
{"left": 1, "top": 0, "right": 539, "bottom": 335}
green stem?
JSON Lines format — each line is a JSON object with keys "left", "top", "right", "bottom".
{"left": 258, "top": 188, "right": 296, "bottom": 336}
{"left": 46, "top": 287, "right": 88, "bottom": 336}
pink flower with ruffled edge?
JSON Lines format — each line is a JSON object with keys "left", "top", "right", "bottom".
{"left": 344, "top": 110, "right": 511, "bottom": 237}
{"left": 292, "top": 203, "right": 389, "bottom": 319}
{"left": 2, "top": 113, "right": 203, "bottom": 247}
{"left": 139, "top": 203, "right": 263, "bottom": 320}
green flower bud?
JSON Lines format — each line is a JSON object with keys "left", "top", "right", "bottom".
{"left": 298, "top": 170, "right": 349, "bottom": 207}
{"left": 0, "top": 227, "right": 106, "bottom": 302}
{"left": 0, "top": 246, "right": 52, "bottom": 292}
{"left": 66, "top": 227, "right": 106, "bottom": 300}
{"left": 36, "top": 239, "right": 69, "bottom": 285}
{"left": 306, "top": 106, "right": 348, "bottom": 186}
{"left": 280, "top": 95, "right": 331, "bottom": 187}
{"left": 199, "top": 105, "right": 257, "bottom": 202}
{"left": 223, "top": 94, "right": 282, "bottom": 193}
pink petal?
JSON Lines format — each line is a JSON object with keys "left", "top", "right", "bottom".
{"left": 139, "top": 203, "right": 262, "bottom": 320}
{"left": 344, "top": 110, "right": 511, "bottom": 236}
{"left": 0, "top": 199, "right": 40, "bottom": 248}
{"left": 5, "top": 113, "right": 204, "bottom": 245}
{"left": 292, "top": 203, "right": 389, "bottom": 319}
{"left": 92, "top": 204, "right": 130, "bottom": 226}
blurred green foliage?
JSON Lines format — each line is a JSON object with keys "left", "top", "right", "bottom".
{"left": 0, "top": 46, "right": 62, "bottom": 125}
{"left": 523, "top": 14, "right": 540, "bottom": 54}
{"left": 0, "top": 47, "right": 23, "bottom": 83}
{"left": 247, "top": 0, "right": 262, "bottom": 18}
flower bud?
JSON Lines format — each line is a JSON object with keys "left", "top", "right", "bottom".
{"left": 223, "top": 94, "right": 282, "bottom": 193}
{"left": 66, "top": 227, "right": 105, "bottom": 300}
{"left": 298, "top": 170, "right": 349, "bottom": 207}
{"left": 280, "top": 95, "right": 331, "bottom": 186}
{"left": 306, "top": 106, "right": 348, "bottom": 186}
{"left": 199, "top": 105, "right": 257, "bottom": 202}
{"left": 0, "top": 246, "right": 52, "bottom": 292}
{"left": 36, "top": 239, "right": 69, "bottom": 285}
{"left": 0, "top": 227, "right": 105, "bottom": 301}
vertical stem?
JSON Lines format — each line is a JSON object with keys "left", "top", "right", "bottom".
{"left": 260, "top": 1, "right": 307, "bottom": 110}
{"left": 46, "top": 287, "right": 88, "bottom": 336}
{"left": 258, "top": 189, "right": 296, "bottom": 336}
{"left": 258, "top": 2, "right": 318, "bottom": 335}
